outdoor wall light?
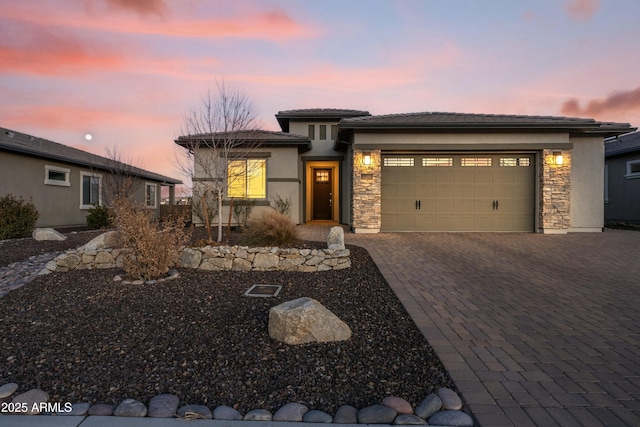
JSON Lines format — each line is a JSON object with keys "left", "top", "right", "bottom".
{"left": 553, "top": 151, "right": 564, "bottom": 166}
{"left": 363, "top": 152, "right": 372, "bottom": 166}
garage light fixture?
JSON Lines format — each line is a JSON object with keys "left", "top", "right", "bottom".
{"left": 363, "top": 152, "right": 372, "bottom": 166}
{"left": 553, "top": 151, "right": 564, "bottom": 166}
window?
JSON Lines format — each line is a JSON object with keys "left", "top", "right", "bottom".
{"left": 626, "top": 160, "right": 640, "bottom": 179}
{"left": 145, "top": 183, "right": 157, "bottom": 208}
{"left": 44, "top": 165, "right": 70, "bottom": 186}
{"left": 331, "top": 125, "right": 338, "bottom": 140}
{"left": 500, "top": 158, "right": 531, "bottom": 167}
{"left": 319, "top": 125, "right": 327, "bottom": 140}
{"left": 227, "top": 159, "right": 266, "bottom": 198}
{"left": 308, "top": 125, "right": 315, "bottom": 140}
{"left": 80, "top": 171, "right": 102, "bottom": 209}
{"left": 423, "top": 158, "right": 453, "bottom": 167}
{"left": 461, "top": 157, "right": 492, "bottom": 167}
{"left": 383, "top": 157, "right": 414, "bottom": 167}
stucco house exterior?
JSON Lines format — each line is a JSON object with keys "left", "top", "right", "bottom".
{"left": 177, "top": 108, "right": 634, "bottom": 234}
{"left": 604, "top": 131, "right": 640, "bottom": 224}
{"left": 1, "top": 126, "right": 181, "bottom": 228}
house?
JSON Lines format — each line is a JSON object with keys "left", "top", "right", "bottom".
{"left": 1, "top": 126, "right": 181, "bottom": 228}
{"left": 604, "top": 131, "right": 640, "bottom": 224}
{"left": 176, "top": 108, "right": 635, "bottom": 234}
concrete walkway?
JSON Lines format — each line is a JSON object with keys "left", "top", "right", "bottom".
{"left": 299, "top": 224, "right": 640, "bottom": 427}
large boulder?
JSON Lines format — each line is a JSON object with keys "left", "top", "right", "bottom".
{"left": 32, "top": 228, "right": 67, "bottom": 241}
{"left": 326, "top": 226, "right": 345, "bottom": 250}
{"left": 269, "top": 297, "right": 352, "bottom": 345}
{"left": 82, "top": 231, "right": 120, "bottom": 250}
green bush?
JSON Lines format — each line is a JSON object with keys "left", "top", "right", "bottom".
{"left": 86, "top": 205, "right": 112, "bottom": 229}
{"left": 241, "top": 209, "right": 299, "bottom": 247}
{"left": 0, "top": 194, "right": 39, "bottom": 239}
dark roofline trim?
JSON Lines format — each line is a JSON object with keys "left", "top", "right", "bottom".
{"left": 1, "top": 142, "right": 181, "bottom": 185}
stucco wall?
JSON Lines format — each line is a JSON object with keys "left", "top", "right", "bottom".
{"left": 569, "top": 136, "right": 605, "bottom": 231}
{"left": 0, "top": 152, "right": 162, "bottom": 228}
{"left": 605, "top": 153, "right": 640, "bottom": 222}
{"left": 191, "top": 147, "right": 301, "bottom": 225}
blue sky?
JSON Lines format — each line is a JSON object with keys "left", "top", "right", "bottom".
{"left": 1, "top": 0, "right": 639, "bottom": 184}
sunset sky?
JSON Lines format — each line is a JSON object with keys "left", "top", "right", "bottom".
{"left": 2, "top": 0, "right": 639, "bottom": 190}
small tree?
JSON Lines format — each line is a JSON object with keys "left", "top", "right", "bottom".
{"left": 174, "top": 80, "right": 262, "bottom": 242}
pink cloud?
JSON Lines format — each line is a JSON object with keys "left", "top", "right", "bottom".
{"left": 560, "top": 87, "right": 640, "bottom": 119}
{"left": 83, "top": 0, "right": 168, "bottom": 17}
{"left": 565, "top": 0, "right": 600, "bottom": 20}
{"left": 1, "top": 4, "right": 318, "bottom": 42}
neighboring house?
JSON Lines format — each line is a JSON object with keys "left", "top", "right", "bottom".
{"left": 1, "top": 127, "right": 181, "bottom": 228}
{"left": 176, "top": 108, "right": 635, "bottom": 234}
{"left": 604, "top": 131, "right": 640, "bottom": 223}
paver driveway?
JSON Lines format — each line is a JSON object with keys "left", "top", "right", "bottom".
{"left": 300, "top": 226, "right": 640, "bottom": 427}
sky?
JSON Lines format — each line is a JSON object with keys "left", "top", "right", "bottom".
{"left": 2, "top": 0, "right": 640, "bottom": 192}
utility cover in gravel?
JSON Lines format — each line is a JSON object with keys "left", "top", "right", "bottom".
{"left": 0, "top": 245, "right": 454, "bottom": 414}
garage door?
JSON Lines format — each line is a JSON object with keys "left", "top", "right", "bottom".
{"left": 381, "top": 153, "right": 535, "bottom": 231}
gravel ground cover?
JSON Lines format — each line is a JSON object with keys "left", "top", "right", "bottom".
{"left": 0, "top": 228, "right": 454, "bottom": 414}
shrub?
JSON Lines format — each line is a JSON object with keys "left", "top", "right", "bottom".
{"left": 86, "top": 205, "right": 112, "bottom": 229}
{"left": 232, "top": 197, "right": 255, "bottom": 228}
{"left": 112, "top": 197, "right": 192, "bottom": 281}
{"left": 0, "top": 194, "right": 39, "bottom": 239}
{"left": 241, "top": 209, "right": 299, "bottom": 247}
{"left": 270, "top": 194, "right": 292, "bottom": 216}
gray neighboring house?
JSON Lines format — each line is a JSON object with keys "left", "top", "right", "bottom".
{"left": 178, "top": 108, "right": 635, "bottom": 234}
{"left": 604, "top": 131, "right": 640, "bottom": 223}
{"left": 1, "top": 126, "right": 181, "bottom": 228}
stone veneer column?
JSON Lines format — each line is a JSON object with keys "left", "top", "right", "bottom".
{"left": 539, "top": 149, "right": 571, "bottom": 233}
{"left": 351, "top": 149, "right": 381, "bottom": 233}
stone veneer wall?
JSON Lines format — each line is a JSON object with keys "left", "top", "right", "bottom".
{"left": 351, "top": 149, "right": 382, "bottom": 232}
{"left": 539, "top": 148, "right": 571, "bottom": 233}
{"left": 44, "top": 245, "right": 351, "bottom": 273}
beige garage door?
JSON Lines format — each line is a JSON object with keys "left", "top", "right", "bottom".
{"left": 381, "top": 153, "right": 535, "bottom": 231}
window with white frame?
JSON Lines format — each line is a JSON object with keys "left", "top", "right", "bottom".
{"left": 626, "top": 159, "right": 640, "bottom": 179}
{"left": 145, "top": 182, "right": 157, "bottom": 208}
{"left": 227, "top": 159, "right": 267, "bottom": 198}
{"left": 44, "top": 165, "right": 70, "bottom": 186}
{"left": 79, "top": 171, "right": 102, "bottom": 209}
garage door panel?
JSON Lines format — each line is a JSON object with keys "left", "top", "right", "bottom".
{"left": 382, "top": 153, "right": 535, "bottom": 232}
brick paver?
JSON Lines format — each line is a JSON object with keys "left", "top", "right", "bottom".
{"left": 298, "top": 225, "right": 640, "bottom": 427}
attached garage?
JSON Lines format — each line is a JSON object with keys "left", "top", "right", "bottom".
{"left": 381, "top": 153, "right": 535, "bottom": 231}
{"left": 336, "top": 111, "right": 635, "bottom": 234}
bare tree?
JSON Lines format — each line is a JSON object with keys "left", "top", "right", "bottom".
{"left": 174, "top": 81, "right": 262, "bottom": 242}
{"left": 101, "top": 146, "right": 143, "bottom": 206}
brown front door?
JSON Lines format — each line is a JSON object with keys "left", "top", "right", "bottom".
{"left": 312, "top": 168, "right": 332, "bottom": 220}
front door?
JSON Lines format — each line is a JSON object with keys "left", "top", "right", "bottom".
{"left": 312, "top": 168, "right": 332, "bottom": 220}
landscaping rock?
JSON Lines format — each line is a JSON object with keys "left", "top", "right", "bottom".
{"left": 395, "top": 414, "right": 428, "bottom": 425}
{"left": 32, "top": 228, "right": 66, "bottom": 241}
{"left": 358, "top": 404, "right": 397, "bottom": 424}
{"left": 327, "top": 226, "right": 345, "bottom": 250}
{"left": 415, "top": 393, "right": 442, "bottom": 419}
{"left": 429, "top": 410, "right": 474, "bottom": 427}
{"left": 88, "top": 403, "right": 114, "bottom": 416}
{"left": 213, "top": 405, "right": 243, "bottom": 420}
{"left": 81, "top": 231, "right": 119, "bottom": 250}
{"left": 438, "top": 387, "right": 463, "bottom": 410}
{"left": 11, "top": 388, "right": 49, "bottom": 414}
{"left": 383, "top": 395, "right": 413, "bottom": 414}
{"left": 303, "top": 409, "right": 333, "bottom": 423}
{"left": 113, "top": 398, "right": 147, "bottom": 417}
{"left": 179, "top": 247, "right": 202, "bottom": 268}
{"left": 177, "top": 404, "right": 212, "bottom": 419}
{"left": 59, "top": 402, "right": 90, "bottom": 416}
{"left": 253, "top": 253, "right": 279, "bottom": 269}
{"left": 0, "top": 383, "right": 18, "bottom": 398}
{"left": 148, "top": 393, "right": 179, "bottom": 417}
{"left": 243, "top": 408, "right": 272, "bottom": 421}
{"left": 269, "top": 297, "right": 352, "bottom": 344}
{"left": 334, "top": 405, "right": 358, "bottom": 424}
{"left": 272, "top": 402, "right": 309, "bottom": 421}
